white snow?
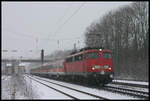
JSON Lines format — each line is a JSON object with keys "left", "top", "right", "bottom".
{"left": 106, "top": 83, "right": 148, "bottom": 93}
{"left": 29, "top": 75, "right": 141, "bottom": 100}
{"left": 2, "top": 75, "right": 29, "bottom": 99}
{"left": 113, "top": 79, "right": 149, "bottom": 86}
{"left": 2, "top": 74, "right": 147, "bottom": 99}
{"left": 24, "top": 75, "right": 72, "bottom": 99}
{"left": 2, "top": 76, "right": 12, "bottom": 99}
{"left": 27, "top": 76, "right": 99, "bottom": 99}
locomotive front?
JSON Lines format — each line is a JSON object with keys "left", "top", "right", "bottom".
{"left": 85, "top": 49, "right": 114, "bottom": 84}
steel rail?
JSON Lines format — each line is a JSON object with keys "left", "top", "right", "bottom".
{"left": 103, "top": 85, "right": 149, "bottom": 99}
{"left": 26, "top": 75, "right": 79, "bottom": 100}
{"left": 27, "top": 74, "right": 149, "bottom": 100}
{"left": 112, "top": 80, "right": 148, "bottom": 88}
{"left": 27, "top": 75, "right": 109, "bottom": 100}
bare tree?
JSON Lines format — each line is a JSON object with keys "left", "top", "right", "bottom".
{"left": 84, "top": 2, "right": 149, "bottom": 81}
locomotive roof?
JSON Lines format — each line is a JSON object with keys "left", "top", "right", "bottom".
{"left": 67, "top": 48, "right": 112, "bottom": 58}
{"left": 70, "top": 47, "right": 104, "bottom": 54}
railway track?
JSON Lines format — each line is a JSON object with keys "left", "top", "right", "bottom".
{"left": 26, "top": 75, "right": 109, "bottom": 100}
{"left": 102, "top": 81, "right": 149, "bottom": 100}
{"left": 67, "top": 76, "right": 149, "bottom": 99}
{"left": 26, "top": 74, "right": 148, "bottom": 100}
{"left": 112, "top": 79, "right": 148, "bottom": 88}
{"left": 103, "top": 85, "right": 148, "bottom": 99}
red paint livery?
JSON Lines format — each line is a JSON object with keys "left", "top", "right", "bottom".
{"left": 31, "top": 48, "right": 114, "bottom": 85}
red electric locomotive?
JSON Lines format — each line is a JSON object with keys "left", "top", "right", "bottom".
{"left": 31, "top": 47, "right": 114, "bottom": 85}
{"left": 64, "top": 47, "right": 114, "bottom": 84}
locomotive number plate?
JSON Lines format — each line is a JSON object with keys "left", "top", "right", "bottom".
{"left": 93, "top": 65, "right": 103, "bottom": 69}
{"left": 94, "top": 65, "right": 100, "bottom": 68}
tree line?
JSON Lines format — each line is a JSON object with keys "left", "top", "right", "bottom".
{"left": 84, "top": 2, "right": 149, "bottom": 81}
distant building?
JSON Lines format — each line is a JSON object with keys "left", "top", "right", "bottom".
{"left": 6, "top": 64, "right": 13, "bottom": 75}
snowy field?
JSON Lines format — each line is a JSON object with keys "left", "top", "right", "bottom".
{"left": 1, "top": 74, "right": 148, "bottom": 99}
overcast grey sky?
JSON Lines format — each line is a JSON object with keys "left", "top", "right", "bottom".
{"left": 2, "top": 2, "right": 132, "bottom": 59}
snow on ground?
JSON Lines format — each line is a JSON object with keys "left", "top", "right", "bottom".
{"left": 30, "top": 75, "right": 141, "bottom": 100}
{"left": 23, "top": 75, "right": 72, "bottom": 99}
{"left": 113, "top": 79, "right": 149, "bottom": 86}
{"left": 2, "top": 74, "right": 147, "bottom": 99}
{"left": 2, "top": 75, "right": 12, "bottom": 99}
{"left": 2, "top": 75, "right": 29, "bottom": 99}
{"left": 2, "top": 74, "right": 72, "bottom": 99}
{"left": 106, "top": 83, "right": 148, "bottom": 93}
{"left": 27, "top": 76, "right": 99, "bottom": 99}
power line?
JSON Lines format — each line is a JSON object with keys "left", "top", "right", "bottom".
{"left": 4, "top": 27, "right": 83, "bottom": 42}
{"left": 2, "top": 50, "right": 41, "bottom": 52}
{"left": 48, "top": 4, "right": 73, "bottom": 39}
{"left": 3, "top": 27, "right": 36, "bottom": 40}
{"left": 41, "top": 36, "right": 83, "bottom": 41}
{"left": 54, "top": 4, "right": 73, "bottom": 26}
{"left": 3, "top": 2, "right": 86, "bottom": 52}
{"left": 52, "top": 2, "right": 86, "bottom": 37}
{"left": 42, "top": 2, "right": 85, "bottom": 51}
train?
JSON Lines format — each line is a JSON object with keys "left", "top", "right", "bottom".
{"left": 30, "top": 47, "right": 114, "bottom": 85}
{"left": 18, "top": 65, "right": 25, "bottom": 74}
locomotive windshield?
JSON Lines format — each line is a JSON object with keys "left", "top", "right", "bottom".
{"left": 88, "top": 52, "right": 100, "bottom": 59}
{"left": 103, "top": 52, "right": 112, "bottom": 59}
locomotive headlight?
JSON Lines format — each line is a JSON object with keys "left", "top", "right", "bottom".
{"left": 92, "top": 67, "right": 95, "bottom": 70}
{"left": 108, "top": 67, "right": 111, "bottom": 70}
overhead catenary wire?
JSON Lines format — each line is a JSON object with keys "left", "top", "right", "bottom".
{"left": 3, "top": 27, "right": 37, "bottom": 40}
{"left": 52, "top": 2, "right": 86, "bottom": 37}
{"left": 3, "top": 3, "right": 86, "bottom": 59}
{"left": 42, "top": 2, "right": 86, "bottom": 52}
{"left": 3, "top": 27, "right": 83, "bottom": 42}
{"left": 3, "top": 2, "right": 85, "bottom": 43}
{"left": 3, "top": 27, "right": 82, "bottom": 53}
{"left": 54, "top": 4, "right": 73, "bottom": 26}
{"left": 3, "top": 28, "right": 84, "bottom": 54}
{"left": 47, "top": 4, "right": 73, "bottom": 40}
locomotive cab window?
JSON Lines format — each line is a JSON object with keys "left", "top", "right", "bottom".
{"left": 75, "top": 54, "right": 83, "bottom": 61}
{"left": 103, "top": 52, "right": 112, "bottom": 59}
{"left": 66, "top": 57, "right": 73, "bottom": 63}
{"left": 87, "top": 52, "right": 100, "bottom": 59}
